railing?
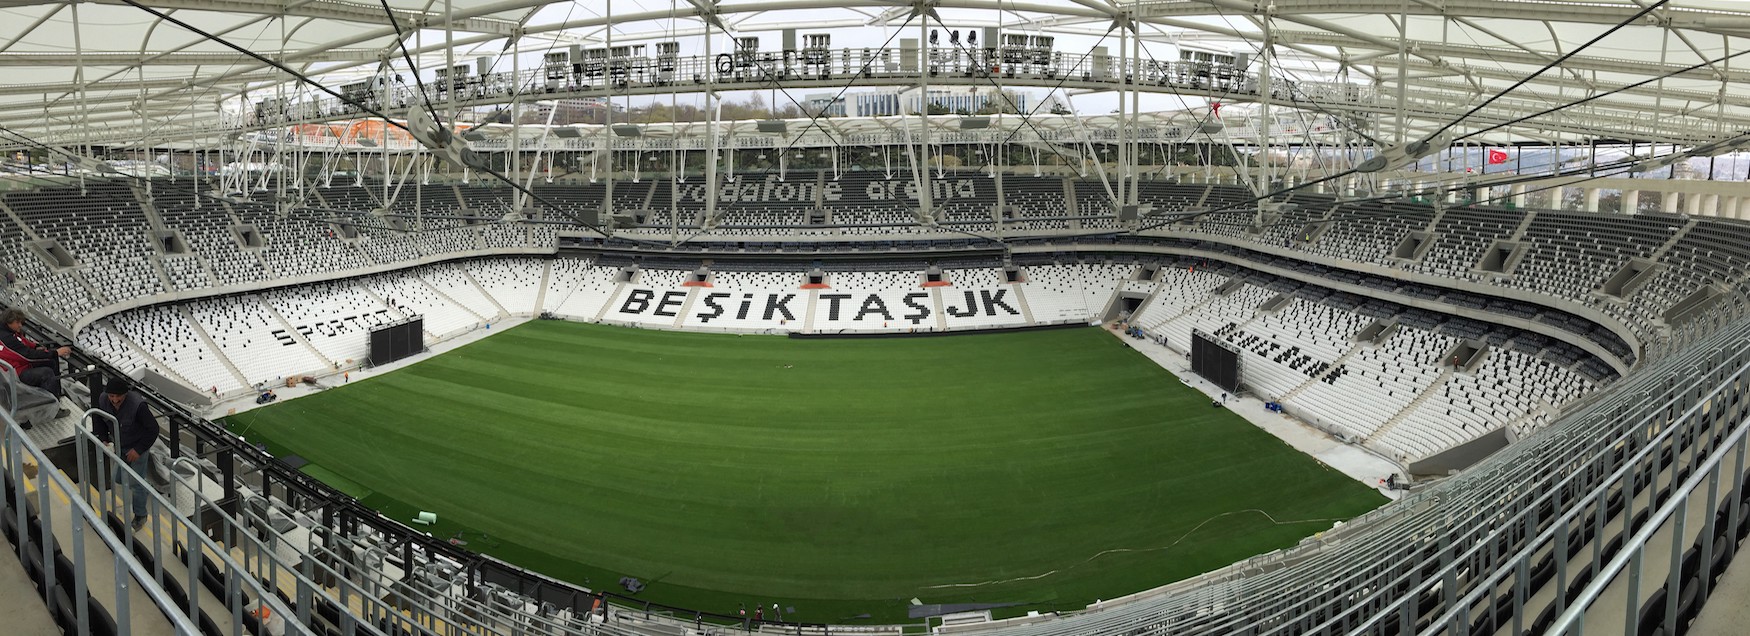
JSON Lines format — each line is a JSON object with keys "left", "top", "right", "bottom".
{"left": 234, "top": 48, "right": 1358, "bottom": 138}
{"left": 1547, "top": 407, "right": 1748, "bottom": 634}
{"left": 1, "top": 377, "right": 204, "bottom": 635}
{"left": 915, "top": 304, "right": 1750, "bottom": 635}
{"left": 10, "top": 201, "right": 1750, "bottom": 635}
{"left": 75, "top": 407, "right": 370, "bottom": 636}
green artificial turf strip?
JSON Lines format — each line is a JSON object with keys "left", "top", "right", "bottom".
{"left": 294, "top": 464, "right": 373, "bottom": 500}
{"left": 227, "top": 321, "right": 1385, "bottom": 623}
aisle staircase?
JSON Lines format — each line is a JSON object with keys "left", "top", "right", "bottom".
{"left": 181, "top": 305, "right": 251, "bottom": 390}
{"left": 1364, "top": 369, "right": 1458, "bottom": 445}
{"left": 1277, "top": 343, "right": 1362, "bottom": 402}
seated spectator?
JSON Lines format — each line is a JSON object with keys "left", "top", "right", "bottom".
{"left": 0, "top": 308, "right": 71, "bottom": 411}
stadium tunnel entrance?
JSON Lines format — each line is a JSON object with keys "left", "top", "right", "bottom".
{"left": 1109, "top": 292, "right": 1149, "bottom": 323}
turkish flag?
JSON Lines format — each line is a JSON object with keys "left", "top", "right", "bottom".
{"left": 1210, "top": 102, "right": 1222, "bottom": 118}
{"left": 1486, "top": 148, "right": 1510, "bottom": 164}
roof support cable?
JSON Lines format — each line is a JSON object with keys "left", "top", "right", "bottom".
{"left": 930, "top": 8, "right": 1113, "bottom": 180}
{"left": 1426, "top": 0, "right": 1670, "bottom": 142}
{"left": 1453, "top": 48, "right": 1750, "bottom": 145}
{"left": 1125, "top": 0, "right": 1674, "bottom": 234}
{"left": 755, "top": 13, "right": 920, "bottom": 165}
{"left": 1129, "top": 0, "right": 1672, "bottom": 235}
{"left": 72, "top": 0, "right": 88, "bottom": 194}
{"left": 374, "top": 0, "right": 446, "bottom": 140}
{"left": 1215, "top": 129, "right": 1750, "bottom": 236}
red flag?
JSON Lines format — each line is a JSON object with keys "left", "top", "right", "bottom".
{"left": 1486, "top": 148, "right": 1510, "bottom": 165}
{"left": 1210, "top": 102, "right": 1222, "bottom": 118}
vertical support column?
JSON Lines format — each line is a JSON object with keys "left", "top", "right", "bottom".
{"left": 1662, "top": 191, "right": 1680, "bottom": 214}
{"left": 1257, "top": 22, "right": 1273, "bottom": 204}
{"left": 1116, "top": 16, "right": 1128, "bottom": 207}
{"left": 993, "top": 164, "right": 1005, "bottom": 226}
{"left": 1394, "top": 0, "right": 1408, "bottom": 145}
{"left": 1623, "top": 189, "right": 1640, "bottom": 214}
{"left": 913, "top": 6, "right": 934, "bottom": 219}
{"left": 1585, "top": 187, "right": 1601, "bottom": 213}
{"left": 510, "top": 34, "right": 522, "bottom": 207}
{"left": 603, "top": 0, "right": 615, "bottom": 225}
{"left": 219, "top": 448, "right": 238, "bottom": 516}
{"left": 703, "top": 11, "right": 720, "bottom": 232}
{"left": 1511, "top": 183, "right": 1527, "bottom": 209}
{"left": 1129, "top": 17, "right": 1141, "bottom": 205}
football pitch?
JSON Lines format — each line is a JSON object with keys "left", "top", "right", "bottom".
{"left": 228, "top": 320, "right": 1385, "bottom": 623}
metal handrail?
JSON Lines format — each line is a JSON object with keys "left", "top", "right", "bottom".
{"left": 1, "top": 394, "right": 204, "bottom": 635}
{"left": 1547, "top": 414, "right": 1750, "bottom": 634}
{"left": 1409, "top": 357, "right": 1745, "bottom": 635}
{"left": 75, "top": 409, "right": 325, "bottom": 636}
{"left": 28, "top": 240, "right": 1750, "bottom": 636}
{"left": 0, "top": 358, "right": 19, "bottom": 419}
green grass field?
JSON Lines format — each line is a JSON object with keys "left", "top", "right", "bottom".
{"left": 227, "top": 321, "right": 1384, "bottom": 623}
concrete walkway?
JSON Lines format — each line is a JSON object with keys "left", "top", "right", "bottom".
{"left": 1689, "top": 545, "right": 1750, "bottom": 635}
{"left": 0, "top": 543, "right": 59, "bottom": 635}
{"left": 1105, "top": 327, "right": 1404, "bottom": 501}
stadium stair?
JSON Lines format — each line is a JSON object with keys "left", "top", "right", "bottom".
{"left": 5, "top": 456, "right": 176, "bottom": 636}
{"left": 180, "top": 305, "right": 251, "bottom": 391}
{"left": 1508, "top": 210, "right": 1540, "bottom": 241}
{"left": 1647, "top": 217, "right": 1700, "bottom": 262}
{"left": 0, "top": 534, "right": 59, "bottom": 634}
{"left": 1483, "top": 429, "right": 1742, "bottom": 636}
{"left": 144, "top": 253, "right": 176, "bottom": 296}
{"left": 1421, "top": 206, "right": 1447, "bottom": 235}
{"left": 247, "top": 248, "right": 279, "bottom": 280}
{"left": 1120, "top": 280, "right": 1164, "bottom": 318}
{"left": 801, "top": 289, "right": 820, "bottom": 330}
{"left": 1277, "top": 344, "right": 1361, "bottom": 402}
{"left": 116, "top": 328, "right": 196, "bottom": 390}
{"left": 72, "top": 270, "right": 109, "bottom": 306}
{"left": 669, "top": 287, "right": 702, "bottom": 328}
{"left": 1690, "top": 520, "right": 1750, "bottom": 634}
{"left": 1364, "top": 368, "right": 1457, "bottom": 447}
{"left": 412, "top": 271, "right": 490, "bottom": 324}
{"left": 1008, "top": 284, "right": 1038, "bottom": 324}
{"left": 86, "top": 462, "right": 289, "bottom": 636}
{"left": 253, "top": 293, "right": 339, "bottom": 370}
{"left": 531, "top": 260, "right": 553, "bottom": 314}
{"left": 356, "top": 284, "right": 408, "bottom": 321}
{"left": 929, "top": 286, "right": 950, "bottom": 331}
{"left": 0, "top": 199, "right": 38, "bottom": 242}
{"left": 456, "top": 267, "right": 512, "bottom": 319}
{"left": 594, "top": 281, "right": 627, "bottom": 322}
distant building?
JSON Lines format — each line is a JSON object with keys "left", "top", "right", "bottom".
{"left": 853, "top": 92, "right": 903, "bottom": 117}
{"left": 849, "top": 88, "right": 1028, "bottom": 117}
{"left": 804, "top": 93, "right": 847, "bottom": 117}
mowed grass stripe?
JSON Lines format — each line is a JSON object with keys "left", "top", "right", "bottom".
{"left": 230, "top": 321, "right": 1384, "bottom": 622}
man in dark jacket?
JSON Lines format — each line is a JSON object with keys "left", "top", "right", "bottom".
{"left": 0, "top": 308, "right": 71, "bottom": 404}
{"left": 95, "top": 377, "right": 160, "bottom": 529}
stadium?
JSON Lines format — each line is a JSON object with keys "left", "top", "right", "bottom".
{"left": 0, "top": 0, "right": 1748, "bottom": 634}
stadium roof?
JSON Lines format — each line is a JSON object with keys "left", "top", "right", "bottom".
{"left": 2, "top": 0, "right": 1749, "bottom": 149}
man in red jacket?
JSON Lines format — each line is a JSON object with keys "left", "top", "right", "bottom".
{"left": 0, "top": 308, "right": 71, "bottom": 405}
